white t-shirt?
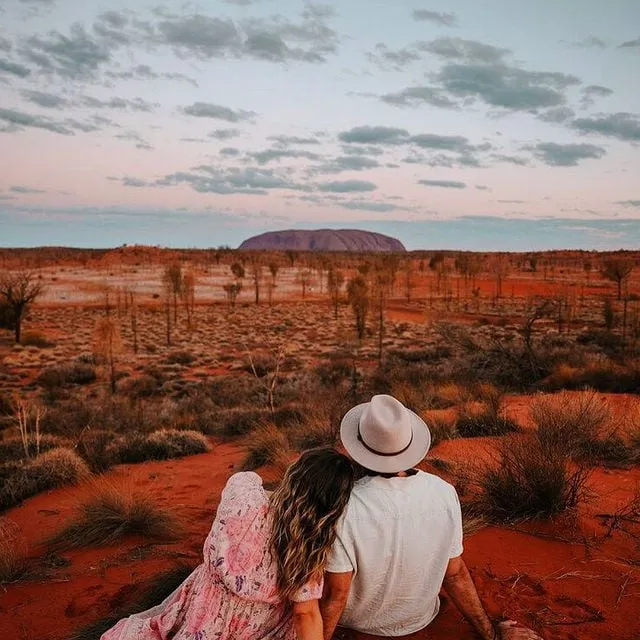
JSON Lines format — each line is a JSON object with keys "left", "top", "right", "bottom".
{"left": 325, "top": 470, "right": 463, "bottom": 637}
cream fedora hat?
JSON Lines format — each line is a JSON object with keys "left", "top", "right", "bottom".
{"left": 340, "top": 394, "right": 431, "bottom": 473}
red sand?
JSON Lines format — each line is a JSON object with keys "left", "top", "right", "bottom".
{"left": 1, "top": 435, "right": 639, "bottom": 640}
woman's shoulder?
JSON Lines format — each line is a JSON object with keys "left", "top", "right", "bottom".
{"left": 225, "top": 471, "right": 263, "bottom": 489}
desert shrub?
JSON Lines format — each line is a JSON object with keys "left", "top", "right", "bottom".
{"left": 76, "top": 430, "right": 118, "bottom": 473}
{"left": 388, "top": 346, "right": 452, "bottom": 364}
{"left": 206, "top": 376, "right": 264, "bottom": 408}
{"left": 576, "top": 330, "right": 624, "bottom": 354}
{"left": 68, "top": 564, "right": 194, "bottom": 640}
{"left": 0, "top": 448, "right": 90, "bottom": 511}
{"left": 313, "top": 357, "right": 354, "bottom": 388}
{"left": 0, "top": 393, "right": 11, "bottom": 416}
{"left": 0, "top": 518, "right": 26, "bottom": 583}
{"left": 165, "top": 351, "right": 196, "bottom": 366}
{"left": 20, "top": 331, "right": 55, "bottom": 348}
{"left": 0, "top": 434, "right": 70, "bottom": 463}
{"left": 120, "top": 375, "right": 161, "bottom": 399}
{"left": 36, "top": 363, "right": 96, "bottom": 389}
{"left": 456, "top": 386, "right": 519, "bottom": 438}
{"left": 581, "top": 435, "right": 636, "bottom": 468}
{"left": 289, "top": 402, "right": 342, "bottom": 450}
{"left": 216, "top": 407, "right": 271, "bottom": 438}
{"left": 544, "top": 362, "right": 640, "bottom": 393}
{"left": 242, "top": 423, "right": 292, "bottom": 472}
{"left": 474, "top": 435, "right": 589, "bottom": 522}
{"left": 426, "top": 414, "right": 457, "bottom": 447}
{"left": 532, "top": 390, "right": 609, "bottom": 454}
{"left": 48, "top": 481, "right": 181, "bottom": 550}
{"left": 110, "top": 429, "right": 209, "bottom": 464}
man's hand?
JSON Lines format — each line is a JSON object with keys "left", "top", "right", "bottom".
{"left": 497, "top": 620, "right": 543, "bottom": 640}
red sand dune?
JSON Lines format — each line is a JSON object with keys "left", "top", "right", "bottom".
{"left": 1, "top": 435, "right": 639, "bottom": 640}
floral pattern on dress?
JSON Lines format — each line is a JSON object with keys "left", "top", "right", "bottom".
{"left": 101, "top": 472, "right": 323, "bottom": 640}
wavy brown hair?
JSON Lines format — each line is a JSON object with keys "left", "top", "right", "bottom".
{"left": 269, "top": 447, "right": 355, "bottom": 601}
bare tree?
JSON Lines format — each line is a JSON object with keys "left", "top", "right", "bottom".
{"left": 12, "top": 395, "right": 47, "bottom": 459}
{"left": 347, "top": 276, "right": 369, "bottom": 341}
{"left": 182, "top": 270, "right": 196, "bottom": 328}
{"left": 164, "top": 262, "right": 183, "bottom": 321}
{"left": 601, "top": 258, "right": 634, "bottom": 300}
{"left": 327, "top": 268, "right": 345, "bottom": 319}
{"left": 93, "top": 317, "right": 123, "bottom": 394}
{"left": 223, "top": 282, "right": 243, "bottom": 309}
{"left": 244, "top": 340, "right": 286, "bottom": 415}
{"left": 0, "top": 271, "right": 44, "bottom": 343}
{"left": 373, "top": 269, "right": 392, "bottom": 362}
{"left": 267, "top": 262, "right": 279, "bottom": 306}
{"left": 297, "top": 269, "right": 313, "bottom": 299}
{"left": 248, "top": 257, "right": 263, "bottom": 305}
{"left": 126, "top": 288, "right": 139, "bottom": 354}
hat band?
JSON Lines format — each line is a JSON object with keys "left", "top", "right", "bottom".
{"left": 357, "top": 421, "right": 414, "bottom": 457}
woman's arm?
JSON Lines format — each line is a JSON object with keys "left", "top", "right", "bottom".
{"left": 292, "top": 599, "right": 323, "bottom": 640}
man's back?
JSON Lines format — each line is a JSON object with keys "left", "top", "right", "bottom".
{"left": 326, "top": 470, "right": 463, "bottom": 637}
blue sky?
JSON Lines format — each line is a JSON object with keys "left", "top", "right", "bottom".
{"left": 0, "top": 0, "right": 639, "bottom": 250}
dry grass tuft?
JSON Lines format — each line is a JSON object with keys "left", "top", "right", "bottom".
{"left": 109, "top": 429, "right": 210, "bottom": 464}
{"left": 474, "top": 434, "right": 590, "bottom": 522}
{"left": 0, "top": 448, "right": 91, "bottom": 511}
{"left": 48, "top": 480, "right": 182, "bottom": 550}
{"left": 242, "top": 422, "right": 293, "bottom": 472}
{"left": 0, "top": 518, "right": 26, "bottom": 584}
{"left": 456, "top": 385, "right": 519, "bottom": 438}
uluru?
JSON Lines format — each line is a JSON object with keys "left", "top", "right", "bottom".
{"left": 238, "top": 229, "right": 406, "bottom": 252}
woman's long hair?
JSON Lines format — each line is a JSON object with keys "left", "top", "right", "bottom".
{"left": 268, "top": 447, "right": 355, "bottom": 601}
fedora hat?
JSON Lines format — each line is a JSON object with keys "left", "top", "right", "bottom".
{"left": 340, "top": 394, "right": 431, "bottom": 474}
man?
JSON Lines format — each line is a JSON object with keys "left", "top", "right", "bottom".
{"left": 320, "top": 394, "right": 541, "bottom": 640}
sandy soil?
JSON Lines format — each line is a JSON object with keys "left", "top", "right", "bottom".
{"left": 1, "top": 432, "right": 638, "bottom": 640}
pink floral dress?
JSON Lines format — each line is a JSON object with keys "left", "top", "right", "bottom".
{"left": 101, "top": 472, "right": 323, "bottom": 640}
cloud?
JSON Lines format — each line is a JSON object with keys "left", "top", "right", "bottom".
{"left": 20, "top": 89, "right": 67, "bottom": 108}
{"left": 493, "top": 154, "right": 530, "bottom": 166}
{"left": 220, "top": 147, "right": 240, "bottom": 156}
{"left": 409, "top": 133, "right": 473, "bottom": 151}
{"left": 434, "top": 62, "right": 580, "bottom": 111}
{"left": 572, "top": 112, "right": 640, "bottom": 142}
{"left": 250, "top": 148, "right": 321, "bottom": 164}
{"left": 268, "top": 134, "right": 320, "bottom": 145}
{"left": 412, "top": 9, "right": 458, "bottom": 28}
{"left": 153, "top": 4, "right": 339, "bottom": 64}
{"left": 538, "top": 106, "right": 575, "bottom": 123}
{"left": 0, "top": 37, "right": 12, "bottom": 52}
{"left": 157, "top": 165, "right": 308, "bottom": 195}
{"left": 567, "top": 36, "right": 607, "bottom": 48}
{"left": 615, "top": 200, "right": 640, "bottom": 207}
{"left": 0, "top": 58, "right": 31, "bottom": 77}
{"left": 122, "top": 176, "right": 149, "bottom": 187}
{"left": 81, "top": 96, "right": 157, "bottom": 111}
{"left": 209, "top": 128, "right": 241, "bottom": 140}
{"left": 9, "top": 185, "right": 46, "bottom": 194}
{"left": 341, "top": 145, "right": 385, "bottom": 156}
{"left": 180, "top": 101, "right": 256, "bottom": 122}
{"left": 419, "top": 37, "right": 508, "bottom": 64}
{"left": 314, "top": 155, "right": 381, "bottom": 174}
{"left": 223, "top": 0, "right": 260, "bottom": 5}
{"left": 367, "top": 43, "right": 421, "bottom": 71}
{"left": 619, "top": 37, "right": 640, "bottom": 49}
{"left": 532, "top": 142, "right": 606, "bottom": 166}
{"left": 338, "top": 125, "right": 409, "bottom": 145}
{"left": 580, "top": 84, "right": 613, "bottom": 108}
{"left": 22, "top": 23, "right": 114, "bottom": 79}
{"left": 105, "top": 64, "right": 198, "bottom": 86}
{"left": 318, "top": 180, "right": 377, "bottom": 193}
{"left": 475, "top": 185, "right": 489, "bottom": 190}
{"left": 339, "top": 200, "right": 406, "bottom": 212}
{"left": 497, "top": 199, "right": 525, "bottom": 204}
{"left": 418, "top": 179, "right": 466, "bottom": 189}
{"left": 380, "top": 85, "right": 456, "bottom": 108}
{"left": 0, "top": 107, "right": 73, "bottom": 135}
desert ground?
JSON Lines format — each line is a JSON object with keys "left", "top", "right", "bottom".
{"left": 1, "top": 246, "right": 639, "bottom": 640}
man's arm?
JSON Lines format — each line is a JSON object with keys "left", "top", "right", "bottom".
{"left": 443, "top": 557, "right": 543, "bottom": 640}
{"left": 443, "top": 556, "right": 497, "bottom": 640}
{"left": 319, "top": 571, "right": 352, "bottom": 640}
{"left": 292, "top": 599, "right": 323, "bottom": 640}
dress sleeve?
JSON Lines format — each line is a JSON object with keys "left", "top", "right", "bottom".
{"left": 291, "top": 576, "right": 324, "bottom": 603}
{"left": 449, "top": 486, "right": 464, "bottom": 558}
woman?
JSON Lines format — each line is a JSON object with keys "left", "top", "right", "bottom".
{"left": 102, "top": 447, "right": 355, "bottom": 640}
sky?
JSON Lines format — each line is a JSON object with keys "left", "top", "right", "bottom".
{"left": 0, "top": 0, "right": 639, "bottom": 251}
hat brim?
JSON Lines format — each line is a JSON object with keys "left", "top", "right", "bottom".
{"left": 340, "top": 402, "right": 431, "bottom": 474}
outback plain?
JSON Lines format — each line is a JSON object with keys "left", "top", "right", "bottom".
{"left": 0, "top": 246, "right": 639, "bottom": 640}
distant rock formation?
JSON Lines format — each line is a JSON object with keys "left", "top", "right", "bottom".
{"left": 239, "top": 229, "right": 406, "bottom": 252}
